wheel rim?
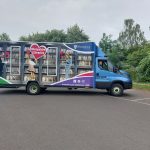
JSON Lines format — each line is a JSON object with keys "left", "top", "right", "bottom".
{"left": 29, "top": 85, "right": 38, "bottom": 94}
{"left": 113, "top": 87, "right": 120, "bottom": 94}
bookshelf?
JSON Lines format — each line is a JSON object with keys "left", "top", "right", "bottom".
{"left": 0, "top": 46, "right": 5, "bottom": 63}
{"left": 23, "top": 47, "right": 39, "bottom": 82}
{"left": 59, "top": 48, "right": 75, "bottom": 80}
{"left": 77, "top": 53, "right": 93, "bottom": 75}
{"left": 5, "top": 46, "right": 21, "bottom": 82}
{"left": 41, "top": 47, "right": 57, "bottom": 83}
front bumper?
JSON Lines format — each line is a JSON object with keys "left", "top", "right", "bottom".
{"left": 124, "top": 81, "right": 132, "bottom": 89}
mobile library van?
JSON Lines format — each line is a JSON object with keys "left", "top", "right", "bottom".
{"left": 0, "top": 41, "right": 132, "bottom": 96}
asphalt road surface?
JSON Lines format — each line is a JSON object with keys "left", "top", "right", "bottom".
{"left": 0, "top": 88, "right": 150, "bottom": 150}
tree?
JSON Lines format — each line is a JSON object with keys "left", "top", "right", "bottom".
{"left": 127, "top": 48, "right": 147, "bottom": 68}
{"left": 0, "top": 33, "right": 11, "bottom": 41}
{"left": 99, "top": 33, "right": 125, "bottom": 68}
{"left": 20, "top": 32, "right": 45, "bottom": 42}
{"left": 137, "top": 53, "right": 150, "bottom": 82}
{"left": 66, "top": 24, "right": 89, "bottom": 43}
{"left": 136, "top": 44, "right": 150, "bottom": 82}
{"left": 19, "top": 29, "right": 67, "bottom": 42}
{"left": 19, "top": 25, "right": 89, "bottom": 43}
{"left": 118, "top": 19, "right": 146, "bottom": 49}
{"left": 44, "top": 30, "right": 67, "bottom": 42}
{"left": 99, "top": 33, "right": 113, "bottom": 53}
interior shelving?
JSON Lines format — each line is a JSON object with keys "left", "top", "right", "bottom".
{"left": 41, "top": 47, "right": 57, "bottom": 83}
{"left": 5, "top": 46, "right": 21, "bottom": 82}
{"left": 1, "top": 43, "right": 94, "bottom": 84}
{"left": 59, "top": 48, "right": 75, "bottom": 80}
{"left": 24, "top": 47, "right": 39, "bottom": 82}
{"left": 77, "top": 53, "right": 93, "bottom": 75}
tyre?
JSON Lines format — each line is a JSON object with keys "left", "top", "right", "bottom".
{"left": 68, "top": 88, "right": 72, "bottom": 90}
{"left": 110, "top": 84, "right": 123, "bottom": 96}
{"left": 26, "top": 82, "right": 41, "bottom": 95}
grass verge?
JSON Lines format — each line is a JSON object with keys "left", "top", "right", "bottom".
{"left": 133, "top": 82, "right": 150, "bottom": 91}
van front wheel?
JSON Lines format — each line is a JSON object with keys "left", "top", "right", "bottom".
{"left": 110, "top": 84, "right": 123, "bottom": 96}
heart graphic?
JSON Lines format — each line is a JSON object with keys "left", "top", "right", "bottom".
{"left": 30, "top": 44, "right": 46, "bottom": 60}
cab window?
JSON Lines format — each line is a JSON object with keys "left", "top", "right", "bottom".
{"left": 98, "top": 60, "right": 108, "bottom": 70}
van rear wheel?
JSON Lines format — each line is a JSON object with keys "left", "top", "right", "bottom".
{"left": 26, "top": 82, "right": 41, "bottom": 95}
{"left": 110, "top": 84, "right": 123, "bottom": 96}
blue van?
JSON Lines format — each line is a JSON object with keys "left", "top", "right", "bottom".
{"left": 0, "top": 41, "right": 132, "bottom": 96}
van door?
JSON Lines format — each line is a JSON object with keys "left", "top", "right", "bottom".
{"left": 95, "top": 58, "right": 112, "bottom": 89}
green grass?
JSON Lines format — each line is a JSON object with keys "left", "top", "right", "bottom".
{"left": 133, "top": 82, "right": 150, "bottom": 90}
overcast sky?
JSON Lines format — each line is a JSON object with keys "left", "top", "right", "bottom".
{"left": 0, "top": 0, "right": 150, "bottom": 43}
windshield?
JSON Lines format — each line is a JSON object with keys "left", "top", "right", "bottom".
{"left": 107, "top": 61, "right": 114, "bottom": 72}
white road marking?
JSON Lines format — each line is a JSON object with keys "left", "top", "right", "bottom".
{"left": 134, "top": 101, "right": 150, "bottom": 106}
{"left": 131, "top": 98, "right": 150, "bottom": 102}
{"left": 109, "top": 97, "right": 133, "bottom": 101}
{"left": 110, "top": 96, "right": 150, "bottom": 106}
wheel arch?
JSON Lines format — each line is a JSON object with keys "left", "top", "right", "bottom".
{"left": 26, "top": 80, "right": 40, "bottom": 92}
{"left": 26, "top": 80, "right": 40, "bottom": 87}
{"left": 111, "top": 80, "right": 124, "bottom": 89}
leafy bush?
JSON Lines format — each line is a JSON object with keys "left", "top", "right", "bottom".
{"left": 137, "top": 52, "right": 150, "bottom": 82}
{"left": 125, "top": 67, "right": 138, "bottom": 81}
